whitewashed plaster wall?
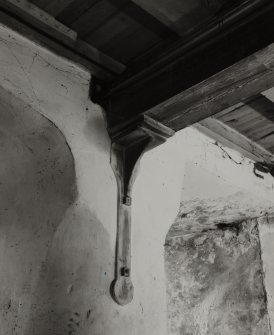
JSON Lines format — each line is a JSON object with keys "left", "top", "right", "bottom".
{"left": 0, "top": 22, "right": 274, "bottom": 335}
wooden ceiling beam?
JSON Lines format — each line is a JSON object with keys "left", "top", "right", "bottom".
{"left": 95, "top": 0, "right": 274, "bottom": 130}
{"left": 147, "top": 42, "right": 274, "bottom": 131}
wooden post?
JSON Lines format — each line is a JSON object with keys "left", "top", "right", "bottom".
{"left": 110, "top": 115, "right": 174, "bottom": 305}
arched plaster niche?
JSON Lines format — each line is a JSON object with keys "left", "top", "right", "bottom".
{"left": 164, "top": 162, "right": 273, "bottom": 335}
{"left": 0, "top": 88, "right": 112, "bottom": 335}
{"left": 0, "top": 87, "right": 74, "bottom": 332}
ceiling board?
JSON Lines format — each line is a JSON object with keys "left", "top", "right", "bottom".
{"left": 56, "top": 0, "right": 99, "bottom": 25}
{"left": 242, "top": 120, "right": 273, "bottom": 136}
{"left": 70, "top": 0, "right": 128, "bottom": 37}
{"left": 84, "top": 11, "right": 140, "bottom": 49}
{"left": 100, "top": 26, "right": 161, "bottom": 64}
{"left": 81, "top": 1, "right": 173, "bottom": 63}
{"left": 214, "top": 94, "right": 274, "bottom": 155}
{"left": 3, "top": 0, "right": 274, "bottom": 156}
{"left": 132, "top": 0, "right": 243, "bottom": 36}
{"left": 258, "top": 134, "right": 274, "bottom": 152}
{"left": 247, "top": 124, "right": 274, "bottom": 141}
{"left": 247, "top": 95, "right": 274, "bottom": 122}
{"left": 217, "top": 105, "right": 255, "bottom": 123}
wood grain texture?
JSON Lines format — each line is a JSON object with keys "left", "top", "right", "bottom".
{"left": 247, "top": 95, "right": 274, "bottom": 122}
{"left": 240, "top": 121, "right": 273, "bottom": 137}
{"left": 98, "top": 1, "right": 274, "bottom": 129}
{"left": 110, "top": 114, "right": 174, "bottom": 305}
{"left": 248, "top": 125, "right": 274, "bottom": 143}
{"left": 258, "top": 134, "right": 274, "bottom": 152}
{"left": 146, "top": 42, "right": 274, "bottom": 131}
{"left": 217, "top": 105, "right": 258, "bottom": 123}
{"left": 132, "top": 0, "right": 239, "bottom": 36}
{"left": 214, "top": 94, "right": 274, "bottom": 153}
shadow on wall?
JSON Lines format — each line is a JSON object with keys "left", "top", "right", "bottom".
{"left": 26, "top": 204, "right": 113, "bottom": 335}
{"left": 165, "top": 214, "right": 270, "bottom": 335}
{"left": 0, "top": 91, "right": 113, "bottom": 335}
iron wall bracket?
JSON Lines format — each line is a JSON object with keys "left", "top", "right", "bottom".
{"left": 109, "top": 115, "right": 174, "bottom": 305}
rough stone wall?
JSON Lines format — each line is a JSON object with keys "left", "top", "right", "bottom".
{"left": 259, "top": 215, "right": 274, "bottom": 334}
{"left": 165, "top": 220, "right": 271, "bottom": 335}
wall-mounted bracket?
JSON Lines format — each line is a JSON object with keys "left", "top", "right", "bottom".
{"left": 110, "top": 115, "right": 174, "bottom": 305}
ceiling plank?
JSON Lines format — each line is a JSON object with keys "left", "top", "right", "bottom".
{"left": 100, "top": 25, "right": 161, "bottom": 64}
{"left": 56, "top": 0, "right": 98, "bottom": 26}
{"left": 71, "top": 0, "right": 128, "bottom": 38}
{"left": 228, "top": 113, "right": 266, "bottom": 133}
{"left": 84, "top": 9, "right": 138, "bottom": 49}
{"left": 43, "top": 0, "right": 76, "bottom": 17}
{"left": 216, "top": 105, "right": 258, "bottom": 124}
{"left": 258, "top": 134, "right": 274, "bottom": 152}
{"left": 246, "top": 124, "right": 274, "bottom": 141}
{"left": 111, "top": 0, "right": 177, "bottom": 40}
{"left": 132, "top": 0, "right": 250, "bottom": 37}
{"left": 84, "top": 9, "right": 162, "bottom": 58}
{"left": 246, "top": 95, "right": 274, "bottom": 122}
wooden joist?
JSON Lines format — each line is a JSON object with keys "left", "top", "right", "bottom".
{"left": 147, "top": 42, "right": 274, "bottom": 130}
{"left": 99, "top": 0, "right": 274, "bottom": 129}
